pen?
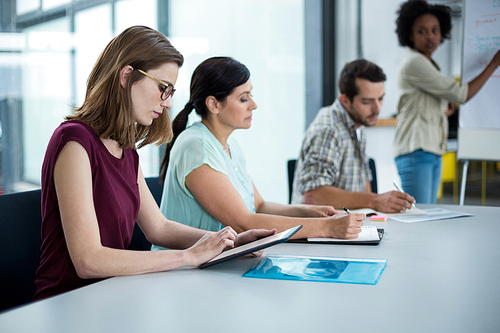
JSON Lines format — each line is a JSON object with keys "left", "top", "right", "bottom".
{"left": 343, "top": 207, "right": 353, "bottom": 214}
{"left": 392, "top": 180, "right": 416, "bottom": 208}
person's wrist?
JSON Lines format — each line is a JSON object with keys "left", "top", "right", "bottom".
{"left": 181, "top": 248, "right": 197, "bottom": 267}
{"left": 295, "top": 204, "right": 309, "bottom": 217}
{"left": 367, "top": 192, "right": 378, "bottom": 210}
{"left": 321, "top": 217, "right": 334, "bottom": 238}
{"left": 492, "top": 56, "right": 500, "bottom": 68}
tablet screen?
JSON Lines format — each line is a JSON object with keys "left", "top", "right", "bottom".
{"left": 198, "top": 225, "right": 302, "bottom": 269}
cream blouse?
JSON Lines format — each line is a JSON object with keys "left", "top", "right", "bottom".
{"left": 393, "top": 47, "right": 468, "bottom": 157}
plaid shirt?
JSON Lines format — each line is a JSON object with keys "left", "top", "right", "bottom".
{"left": 291, "top": 99, "right": 372, "bottom": 204}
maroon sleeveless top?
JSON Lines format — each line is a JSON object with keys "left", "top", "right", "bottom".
{"left": 34, "top": 120, "right": 140, "bottom": 300}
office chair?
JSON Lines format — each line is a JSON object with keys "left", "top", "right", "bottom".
{"left": 128, "top": 177, "right": 163, "bottom": 251}
{"left": 0, "top": 177, "right": 163, "bottom": 311}
{"left": 0, "top": 189, "right": 42, "bottom": 312}
{"left": 287, "top": 159, "right": 297, "bottom": 204}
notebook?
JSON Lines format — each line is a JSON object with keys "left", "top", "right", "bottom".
{"left": 289, "top": 225, "right": 384, "bottom": 245}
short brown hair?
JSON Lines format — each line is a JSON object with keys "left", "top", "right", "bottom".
{"left": 338, "top": 59, "right": 386, "bottom": 102}
{"left": 67, "top": 25, "right": 184, "bottom": 149}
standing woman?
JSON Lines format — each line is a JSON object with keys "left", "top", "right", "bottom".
{"left": 393, "top": 0, "right": 500, "bottom": 203}
{"left": 34, "top": 26, "right": 273, "bottom": 300}
{"left": 153, "top": 56, "right": 364, "bottom": 250}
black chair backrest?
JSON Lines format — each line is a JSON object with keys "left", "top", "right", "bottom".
{"left": 0, "top": 189, "right": 42, "bottom": 312}
{"left": 145, "top": 176, "right": 163, "bottom": 206}
{"left": 287, "top": 159, "right": 297, "bottom": 204}
{"left": 127, "top": 177, "right": 163, "bottom": 251}
{"left": 368, "top": 158, "right": 378, "bottom": 194}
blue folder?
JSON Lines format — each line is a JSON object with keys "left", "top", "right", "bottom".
{"left": 243, "top": 254, "right": 387, "bottom": 285}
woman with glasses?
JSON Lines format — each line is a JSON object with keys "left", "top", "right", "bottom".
{"left": 34, "top": 26, "right": 274, "bottom": 300}
{"left": 152, "top": 56, "right": 365, "bottom": 250}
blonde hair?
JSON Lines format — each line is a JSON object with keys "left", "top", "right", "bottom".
{"left": 67, "top": 25, "right": 184, "bottom": 149}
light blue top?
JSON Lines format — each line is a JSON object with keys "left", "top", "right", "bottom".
{"left": 152, "top": 122, "right": 255, "bottom": 251}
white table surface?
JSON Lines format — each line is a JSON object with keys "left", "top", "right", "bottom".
{"left": 1, "top": 204, "right": 499, "bottom": 333}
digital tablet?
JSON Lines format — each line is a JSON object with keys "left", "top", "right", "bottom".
{"left": 198, "top": 225, "right": 303, "bottom": 269}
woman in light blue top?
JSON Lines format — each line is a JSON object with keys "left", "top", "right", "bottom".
{"left": 159, "top": 121, "right": 254, "bottom": 232}
{"left": 152, "top": 56, "right": 365, "bottom": 251}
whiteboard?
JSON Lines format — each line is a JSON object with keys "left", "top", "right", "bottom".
{"left": 458, "top": 0, "right": 500, "bottom": 161}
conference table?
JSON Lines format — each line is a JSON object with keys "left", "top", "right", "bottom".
{"left": 1, "top": 204, "right": 499, "bottom": 332}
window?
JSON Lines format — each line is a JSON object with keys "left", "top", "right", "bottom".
{"left": 1, "top": 0, "right": 306, "bottom": 204}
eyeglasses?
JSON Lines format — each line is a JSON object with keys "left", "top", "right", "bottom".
{"left": 137, "top": 69, "right": 176, "bottom": 101}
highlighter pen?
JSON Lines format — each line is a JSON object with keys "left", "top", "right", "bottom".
{"left": 392, "top": 180, "right": 416, "bottom": 208}
{"left": 343, "top": 207, "right": 353, "bottom": 214}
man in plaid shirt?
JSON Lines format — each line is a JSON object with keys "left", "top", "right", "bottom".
{"left": 291, "top": 59, "right": 415, "bottom": 213}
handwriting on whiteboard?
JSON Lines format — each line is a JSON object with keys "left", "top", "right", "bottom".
{"left": 474, "top": 36, "right": 500, "bottom": 52}
{"left": 475, "top": 17, "right": 498, "bottom": 29}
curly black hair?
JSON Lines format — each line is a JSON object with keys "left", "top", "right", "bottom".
{"left": 395, "top": 0, "right": 452, "bottom": 48}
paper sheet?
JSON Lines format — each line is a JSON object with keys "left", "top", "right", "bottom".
{"left": 352, "top": 206, "right": 428, "bottom": 216}
{"left": 388, "top": 208, "right": 472, "bottom": 223}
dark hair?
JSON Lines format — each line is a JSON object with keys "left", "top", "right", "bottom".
{"left": 159, "top": 57, "right": 250, "bottom": 182}
{"left": 338, "top": 59, "right": 386, "bottom": 102}
{"left": 67, "top": 25, "right": 184, "bottom": 149}
{"left": 395, "top": 0, "right": 452, "bottom": 48}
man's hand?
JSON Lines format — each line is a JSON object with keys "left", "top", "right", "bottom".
{"left": 373, "top": 191, "right": 415, "bottom": 213}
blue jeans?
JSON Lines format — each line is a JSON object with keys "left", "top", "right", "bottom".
{"left": 395, "top": 150, "right": 442, "bottom": 204}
